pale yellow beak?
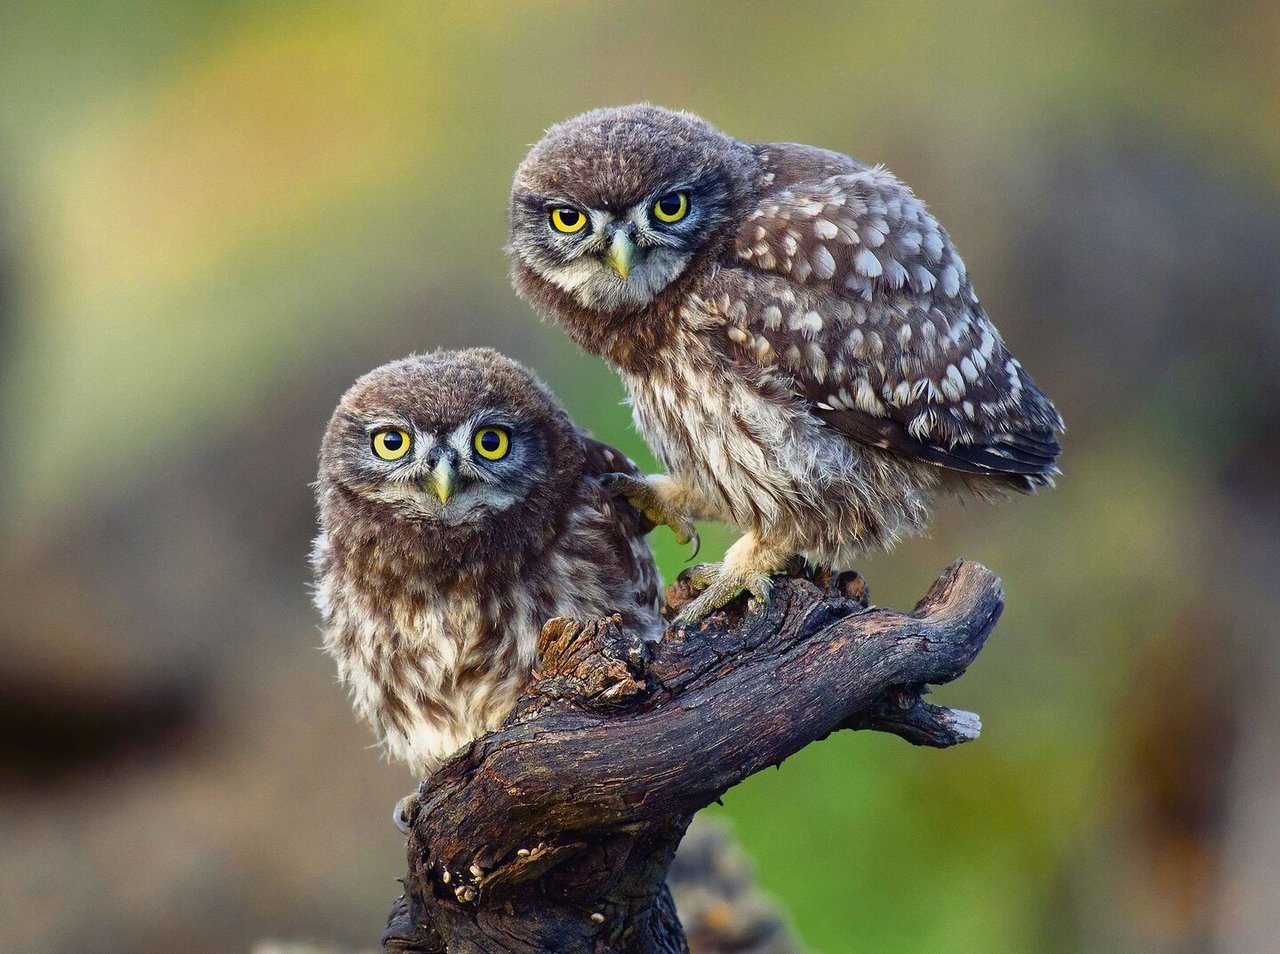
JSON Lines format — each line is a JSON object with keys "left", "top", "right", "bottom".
{"left": 606, "top": 231, "right": 635, "bottom": 280}
{"left": 429, "top": 459, "right": 455, "bottom": 504}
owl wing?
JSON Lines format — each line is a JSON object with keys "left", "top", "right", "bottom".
{"left": 576, "top": 432, "right": 662, "bottom": 622}
{"left": 711, "top": 152, "right": 1062, "bottom": 485}
{"left": 579, "top": 434, "right": 656, "bottom": 536}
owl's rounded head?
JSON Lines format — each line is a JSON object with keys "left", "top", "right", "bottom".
{"left": 508, "top": 104, "right": 757, "bottom": 316}
{"left": 318, "top": 349, "right": 584, "bottom": 549}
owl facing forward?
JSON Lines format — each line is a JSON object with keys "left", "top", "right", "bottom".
{"left": 508, "top": 105, "right": 1063, "bottom": 622}
{"left": 311, "top": 349, "right": 661, "bottom": 775}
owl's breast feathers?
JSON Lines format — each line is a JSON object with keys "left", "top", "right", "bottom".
{"left": 624, "top": 336, "right": 933, "bottom": 562}
{"left": 312, "top": 521, "right": 535, "bottom": 774}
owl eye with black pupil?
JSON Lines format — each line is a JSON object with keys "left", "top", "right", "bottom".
{"left": 550, "top": 207, "right": 587, "bottom": 234}
{"left": 653, "top": 192, "right": 688, "bottom": 223}
{"left": 372, "top": 428, "right": 411, "bottom": 461}
{"left": 473, "top": 427, "right": 510, "bottom": 460}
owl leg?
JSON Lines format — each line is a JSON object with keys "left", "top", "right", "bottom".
{"left": 674, "top": 531, "right": 788, "bottom": 624}
{"left": 602, "top": 473, "right": 700, "bottom": 553}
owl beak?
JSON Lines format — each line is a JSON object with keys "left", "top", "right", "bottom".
{"left": 428, "top": 459, "right": 455, "bottom": 504}
{"left": 606, "top": 231, "right": 635, "bottom": 280}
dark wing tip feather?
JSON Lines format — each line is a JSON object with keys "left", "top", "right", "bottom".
{"left": 931, "top": 434, "right": 1060, "bottom": 476}
{"left": 816, "top": 407, "right": 1061, "bottom": 485}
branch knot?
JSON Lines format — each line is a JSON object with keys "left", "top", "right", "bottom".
{"left": 532, "top": 614, "right": 651, "bottom": 707}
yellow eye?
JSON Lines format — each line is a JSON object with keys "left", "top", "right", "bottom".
{"left": 371, "top": 428, "right": 411, "bottom": 461}
{"left": 652, "top": 191, "right": 689, "bottom": 223}
{"left": 473, "top": 427, "right": 510, "bottom": 460}
{"left": 550, "top": 207, "right": 588, "bottom": 234}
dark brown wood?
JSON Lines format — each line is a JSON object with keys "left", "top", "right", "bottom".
{"left": 384, "top": 559, "right": 1003, "bottom": 953}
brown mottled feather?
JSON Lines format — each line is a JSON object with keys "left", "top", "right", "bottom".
{"left": 311, "top": 349, "right": 660, "bottom": 775}
{"left": 724, "top": 154, "right": 1062, "bottom": 486}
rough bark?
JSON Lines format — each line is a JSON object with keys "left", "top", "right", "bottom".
{"left": 384, "top": 560, "right": 1003, "bottom": 953}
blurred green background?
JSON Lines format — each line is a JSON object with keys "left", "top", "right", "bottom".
{"left": 1, "top": 2, "right": 1277, "bottom": 952}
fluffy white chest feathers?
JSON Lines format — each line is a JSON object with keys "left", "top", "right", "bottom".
{"left": 622, "top": 328, "right": 935, "bottom": 565}
{"left": 316, "top": 568, "right": 540, "bottom": 777}
{"left": 313, "top": 502, "right": 661, "bottom": 777}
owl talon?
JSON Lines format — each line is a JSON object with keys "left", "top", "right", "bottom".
{"left": 393, "top": 793, "right": 418, "bottom": 835}
{"left": 602, "top": 472, "right": 697, "bottom": 548}
{"left": 674, "top": 565, "right": 774, "bottom": 624}
{"left": 685, "top": 529, "right": 701, "bottom": 561}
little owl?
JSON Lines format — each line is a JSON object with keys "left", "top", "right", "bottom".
{"left": 508, "top": 105, "right": 1063, "bottom": 622}
{"left": 311, "top": 348, "right": 661, "bottom": 776}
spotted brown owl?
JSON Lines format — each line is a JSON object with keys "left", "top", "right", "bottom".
{"left": 311, "top": 348, "right": 661, "bottom": 776}
{"left": 508, "top": 105, "right": 1063, "bottom": 622}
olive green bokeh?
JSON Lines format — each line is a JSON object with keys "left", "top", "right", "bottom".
{"left": 1, "top": 3, "right": 1276, "bottom": 953}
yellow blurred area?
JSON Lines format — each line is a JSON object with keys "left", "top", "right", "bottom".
{"left": 54, "top": 14, "right": 416, "bottom": 292}
{"left": 0, "top": 3, "right": 1277, "bottom": 953}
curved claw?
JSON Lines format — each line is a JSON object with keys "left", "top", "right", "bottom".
{"left": 668, "top": 518, "right": 699, "bottom": 552}
{"left": 392, "top": 793, "right": 417, "bottom": 835}
{"left": 601, "top": 472, "right": 698, "bottom": 550}
{"left": 685, "top": 529, "right": 701, "bottom": 562}
{"left": 667, "top": 518, "right": 700, "bottom": 554}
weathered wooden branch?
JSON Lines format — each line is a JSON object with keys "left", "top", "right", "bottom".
{"left": 384, "top": 559, "right": 1003, "bottom": 953}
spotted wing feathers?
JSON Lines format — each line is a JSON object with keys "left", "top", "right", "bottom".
{"left": 719, "top": 154, "right": 1062, "bottom": 486}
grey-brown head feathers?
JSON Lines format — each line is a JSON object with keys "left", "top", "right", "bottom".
{"left": 512, "top": 105, "right": 750, "bottom": 211}
{"left": 508, "top": 105, "right": 759, "bottom": 365}
{"left": 317, "top": 348, "right": 583, "bottom": 570}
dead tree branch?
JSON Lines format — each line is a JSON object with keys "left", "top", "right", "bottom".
{"left": 384, "top": 559, "right": 1003, "bottom": 953}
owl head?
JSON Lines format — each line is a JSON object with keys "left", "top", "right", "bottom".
{"left": 508, "top": 104, "right": 757, "bottom": 318}
{"left": 317, "top": 349, "right": 584, "bottom": 563}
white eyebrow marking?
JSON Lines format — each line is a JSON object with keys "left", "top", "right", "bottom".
{"left": 589, "top": 209, "right": 615, "bottom": 233}
{"left": 628, "top": 205, "right": 650, "bottom": 229}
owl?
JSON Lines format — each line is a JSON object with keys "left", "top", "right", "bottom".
{"left": 508, "top": 104, "right": 1063, "bottom": 622}
{"left": 310, "top": 348, "right": 661, "bottom": 776}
